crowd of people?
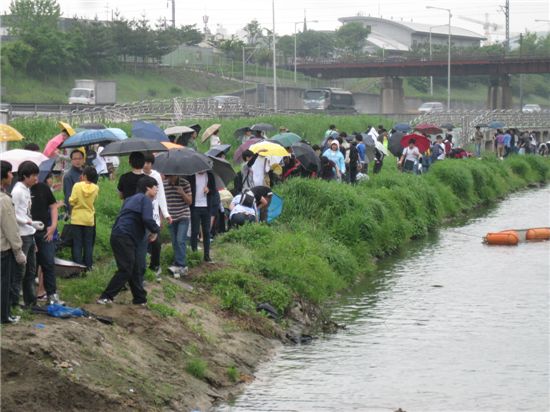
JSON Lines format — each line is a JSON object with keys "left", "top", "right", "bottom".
{"left": 1, "top": 120, "right": 548, "bottom": 323}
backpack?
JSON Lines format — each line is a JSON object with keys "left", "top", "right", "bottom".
{"left": 240, "top": 190, "right": 255, "bottom": 208}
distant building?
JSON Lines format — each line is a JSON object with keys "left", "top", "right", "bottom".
{"left": 338, "top": 16, "right": 485, "bottom": 53}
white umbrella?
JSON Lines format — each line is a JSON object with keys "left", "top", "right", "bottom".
{"left": 0, "top": 149, "right": 48, "bottom": 171}
{"left": 375, "top": 140, "right": 388, "bottom": 156}
{"left": 164, "top": 126, "right": 195, "bottom": 135}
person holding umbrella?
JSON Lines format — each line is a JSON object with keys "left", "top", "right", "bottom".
{"left": 201, "top": 124, "right": 222, "bottom": 149}
{"left": 399, "top": 138, "right": 421, "bottom": 174}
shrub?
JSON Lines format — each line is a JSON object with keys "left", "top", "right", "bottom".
{"left": 186, "top": 357, "right": 207, "bottom": 380}
{"left": 149, "top": 303, "right": 179, "bottom": 318}
{"left": 213, "top": 284, "right": 255, "bottom": 314}
{"left": 227, "top": 365, "right": 239, "bottom": 383}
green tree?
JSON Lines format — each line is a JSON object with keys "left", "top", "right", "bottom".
{"left": 243, "top": 19, "right": 264, "bottom": 45}
{"left": 336, "top": 22, "right": 370, "bottom": 56}
{"left": 8, "top": 0, "right": 60, "bottom": 39}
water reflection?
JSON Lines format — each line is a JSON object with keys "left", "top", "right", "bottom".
{"left": 216, "top": 188, "right": 549, "bottom": 412}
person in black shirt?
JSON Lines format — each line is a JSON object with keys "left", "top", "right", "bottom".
{"left": 117, "top": 152, "right": 145, "bottom": 200}
{"left": 31, "top": 174, "right": 63, "bottom": 305}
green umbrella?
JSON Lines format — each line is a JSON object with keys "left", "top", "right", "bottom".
{"left": 269, "top": 132, "right": 301, "bottom": 148}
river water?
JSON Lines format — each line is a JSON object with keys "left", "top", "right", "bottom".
{"left": 216, "top": 187, "right": 549, "bottom": 412}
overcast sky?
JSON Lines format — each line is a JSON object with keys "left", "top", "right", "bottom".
{"left": 3, "top": 0, "right": 549, "bottom": 39}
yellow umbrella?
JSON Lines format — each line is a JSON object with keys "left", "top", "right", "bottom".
{"left": 58, "top": 121, "right": 76, "bottom": 137}
{"left": 249, "top": 141, "right": 289, "bottom": 157}
{"left": 201, "top": 123, "right": 221, "bottom": 143}
{"left": 0, "top": 124, "right": 25, "bottom": 142}
{"left": 161, "top": 141, "right": 184, "bottom": 150}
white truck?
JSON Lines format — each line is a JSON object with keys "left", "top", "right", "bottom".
{"left": 68, "top": 79, "right": 117, "bottom": 105}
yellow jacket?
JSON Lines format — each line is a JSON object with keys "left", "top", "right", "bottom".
{"left": 69, "top": 181, "right": 99, "bottom": 226}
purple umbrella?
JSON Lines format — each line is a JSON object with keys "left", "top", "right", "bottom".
{"left": 233, "top": 138, "right": 263, "bottom": 163}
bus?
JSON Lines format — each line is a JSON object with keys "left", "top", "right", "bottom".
{"left": 303, "top": 88, "right": 355, "bottom": 111}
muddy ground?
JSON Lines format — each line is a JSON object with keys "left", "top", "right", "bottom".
{"left": 0, "top": 267, "right": 314, "bottom": 411}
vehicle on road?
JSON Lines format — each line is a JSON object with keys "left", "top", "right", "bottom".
{"left": 212, "top": 95, "right": 242, "bottom": 109}
{"left": 69, "top": 80, "right": 117, "bottom": 105}
{"left": 303, "top": 88, "right": 355, "bottom": 111}
{"left": 522, "top": 104, "right": 541, "bottom": 113}
{"left": 418, "top": 101, "right": 445, "bottom": 113}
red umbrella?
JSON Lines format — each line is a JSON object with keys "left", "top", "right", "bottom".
{"left": 414, "top": 123, "right": 442, "bottom": 135}
{"left": 233, "top": 138, "right": 263, "bottom": 163}
{"left": 400, "top": 133, "right": 431, "bottom": 153}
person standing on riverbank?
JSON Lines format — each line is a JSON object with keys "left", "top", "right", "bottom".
{"left": 473, "top": 126, "right": 484, "bottom": 158}
{"left": 63, "top": 150, "right": 84, "bottom": 216}
{"left": 399, "top": 139, "right": 421, "bottom": 174}
{"left": 322, "top": 140, "right": 345, "bottom": 180}
{"left": 97, "top": 176, "right": 160, "bottom": 305}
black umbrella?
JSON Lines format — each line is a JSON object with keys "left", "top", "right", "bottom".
{"left": 251, "top": 123, "right": 275, "bottom": 132}
{"left": 291, "top": 142, "right": 320, "bottom": 172}
{"left": 155, "top": 148, "right": 212, "bottom": 176}
{"left": 79, "top": 123, "right": 106, "bottom": 130}
{"left": 234, "top": 126, "right": 251, "bottom": 138}
{"left": 100, "top": 138, "right": 168, "bottom": 156}
{"left": 207, "top": 155, "right": 237, "bottom": 185}
{"left": 205, "top": 144, "right": 232, "bottom": 158}
{"left": 388, "top": 132, "right": 405, "bottom": 157}
{"left": 361, "top": 133, "right": 376, "bottom": 147}
{"left": 440, "top": 122, "right": 454, "bottom": 130}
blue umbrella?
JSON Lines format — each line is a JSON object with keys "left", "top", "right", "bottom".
{"left": 393, "top": 123, "right": 411, "bottom": 132}
{"left": 38, "top": 158, "right": 56, "bottom": 182}
{"left": 132, "top": 120, "right": 169, "bottom": 142}
{"left": 267, "top": 193, "right": 283, "bottom": 223}
{"left": 488, "top": 121, "right": 505, "bottom": 129}
{"left": 61, "top": 128, "right": 127, "bottom": 148}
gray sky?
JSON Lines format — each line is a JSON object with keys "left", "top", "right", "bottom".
{"left": 3, "top": 0, "right": 549, "bottom": 38}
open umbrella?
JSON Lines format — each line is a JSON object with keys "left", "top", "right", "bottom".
{"left": 201, "top": 123, "right": 222, "bottom": 143}
{"left": 362, "top": 133, "right": 376, "bottom": 147}
{"left": 38, "top": 158, "right": 56, "bottom": 182}
{"left": 131, "top": 120, "right": 168, "bottom": 142}
{"left": 440, "top": 122, "right": 454, "bottom": 130}
{"left": 234, "top": 126, "right": 251, "bottom": 138}
{"left": 101, "top": 138, "right": 168, "bottom": 156}
{"left": 155, "top": 148, "right": 212, "bottom": 176}
{"left": 270, "top": 132, "right": 301, "bottom": 148}
{"left": 206, "top": 144, "right": 231, "bottom": 158}
{"left": 401, "top": 133, "right": 431, "bottom": 153}
{"left": 233, "top": 138, "right": 263, "bottom": 163}
{"left": 61, "top": 128, "right": 127, "bottom": 148}
{"left": 251, "top": 123, "right": 275, "bottom": 132}
{"left": 475, "top": 123, "right": 489, "bottom": 128}
{"left": 161, "top": 142, "right": 184, "bottom": 150}
{"left": 291, "top": 142, "right": 320, "bottom": 172}
{"left": 0, "top": 149, "right": 48, "bottom": 171}
{"left": 414, "top": 123, "right": 442, "bottom": 135}
{"left": 0, "top": 124, "right": 25, "bottom": 142}
{"left": 393, "top": 123, "right": 411, "bottom": 132}
{"left": 388, "top": 132, "right": 405, "bottom": 157}
{"left": 375, "top": 140, "right": 389, "bottom": 156}
{"left": 207, "top": 155, "right": 236, "bottom": 186}
{"left": 79, "top": 123, "right": 106, "bottom": 130}
{"left": 249, "top": 141, "right": 289, "bottom": 157}
{"left": 164, "top": 126, "right": 195, "bottom": 136}
{"left": 58, "top": 121, "right": 76, "bottom": 137}
{"left": 488, "top": 120, "right": 505, "bottom": 129}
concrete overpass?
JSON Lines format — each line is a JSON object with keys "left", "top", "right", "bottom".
{"left": 295, "top": 56, "right": 550, "bottom": 112}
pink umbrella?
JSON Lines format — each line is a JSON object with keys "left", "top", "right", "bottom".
{"left": 0, "top": 149, "right": 48, "bottom": 171}
{"left": 233, "top": 138, "right": 263, "bottom": 163}
{"left": 43, "top": 133, "right": 66, "bottom": 158}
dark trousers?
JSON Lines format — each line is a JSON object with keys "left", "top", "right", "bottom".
{"left": 148, "top": 233, "right": 161, "bottom": 270}
{"left": 349, "top": 163, "right": 358, "bottom": 184}
{"left": 1, "top": 250, "right": 15, "bottom": 322}
{"left": 230, "top": 213, "right": 256, "bottom": 227}
{"left": 35, "top": 230, "right": 57, "bottom": 295}
{"left": 100, "top": 234, "right": 147, "bottom": 304}
{"left": 136, "top": 235, "right": 147, "bottom": 285}
{"left": 11, "top": 234, "right": 36, "bottom": 307}
{"left": 373, "top": 160, "right": 383, "bottom": 174}
{"left": 191, "top": 207, "right": 211, "bottom": 260}
{"left": 71, "top": 225, "right": 95, "bottom": 269}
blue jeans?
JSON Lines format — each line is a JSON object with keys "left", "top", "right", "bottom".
{"left": 35, "top": 230, "right": 57, "bottom": 295}
{"left": 169, "top": 218, "right": 189, "bottom": 267}
{"left": 475, "top": 142, "right": 482, "bottom": 157}
{"left": 71, "top": 225, "right": 95, "bottom": 269}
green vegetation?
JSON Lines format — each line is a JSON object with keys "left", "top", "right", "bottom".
{"left": 185, "top": 357, "right": 208, "bottom": 380}
{"left": 7, "top": 116, "right": 550, "bottom": 322}
{"left": 227, "top": 365, "right": 239, "bottom": 383}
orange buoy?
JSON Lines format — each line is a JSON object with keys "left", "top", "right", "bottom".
{"left": 526, "top": 227, "right": 550, "bottom": 241}
{"left": 484, "top": 231, "right": 519, "bottom": 246}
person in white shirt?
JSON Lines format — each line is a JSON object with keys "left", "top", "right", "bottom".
{"left": 143, "top": 153, "right": 172, "bottom": 276}
{"left": 11, "top": 161, "right": 41, "bottom": 308}
{"left": 188, "top": 171, "right": 216, "bottom": 262}
{"left": 399, "top": 138, "right": 421, "bottom": 174}
{"left": 229, "top": 191, "right": 258, "bottom": 226}
{"left": 93, "top": 145, "right": 109, "bottom": 178}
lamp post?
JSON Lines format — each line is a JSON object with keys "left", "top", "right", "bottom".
{"left": 272, "top": 0, "right": 277, "bottom": 112}
{"left": 294, "top": 20, "right": 318, "bottom": 83}
{"left": 428, "top": 24, "right": 448, "bottom": 96}
{"left": 427, "top": 6, "right": 452, "bottom": 111}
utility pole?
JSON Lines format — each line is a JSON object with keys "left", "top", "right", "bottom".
{"left": 272, "top": 0, "right": 277, "bottom": 112}
{"left": 519, "top": 33, "right": 524, "bottom": 110}
{"left": 171, "top": 0, "right": 175, "bottom": 28}
{"left": 499, "top": 0, "right": 510, "bottom": 53}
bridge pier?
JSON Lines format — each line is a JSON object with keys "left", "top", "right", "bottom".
{"left": 487, "top": 75, "right": 512, "bottom": 110}
{"left": 380, "top": 76, "right": 404, "bottom": 114}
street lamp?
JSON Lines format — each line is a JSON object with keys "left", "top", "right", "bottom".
{"left": 272, "top": 0, "right": 277, "bottom": 111}
{"left": 428, "top": 24, "right": 448, "bottom": 96}
{"left": 294, "top": 20, "right": 318, "bottom": 83}
{"left": 427, "top": 6, "right": 452, "bottom": 111}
